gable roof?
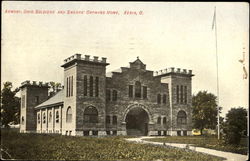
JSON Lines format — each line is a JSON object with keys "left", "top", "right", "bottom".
{"left": 35, "top": 89, "right": 64, "bottom": 109}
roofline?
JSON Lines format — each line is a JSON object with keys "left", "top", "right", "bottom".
{"left": 35, "top": 102, "right": 64, "bottom": 110}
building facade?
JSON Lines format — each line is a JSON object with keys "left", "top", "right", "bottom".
{"left": 20, "top": 54, "right": 194, "bottom": 136}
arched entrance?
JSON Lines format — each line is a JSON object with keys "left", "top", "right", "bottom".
{"left": 125, "top": 107, "right": 149, "bottom": 136}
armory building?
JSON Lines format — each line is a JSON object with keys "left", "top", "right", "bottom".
{"left": 19, "top": 54, "right": 194, "bottom": 136}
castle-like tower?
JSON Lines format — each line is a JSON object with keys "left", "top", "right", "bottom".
{"left": 19, "top": 53, "right": 194, "bottom": 136}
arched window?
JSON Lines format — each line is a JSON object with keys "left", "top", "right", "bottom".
{"left": 43, "top": 112, "right": 46, "bottom": 124}
{"left": 56, "top": 111, "right": 59, "bottom": 123}
{"left": 157, "top": 117, "right": 161, "bottom": 124}
{"left": 163, "top": 94, "right": 167, "bottom": 104}
{"left": 66, "top": 106, "right": 72, "bottom": 123}
{"left": 49, "top": 112, "right": 52, "bottom": 123}
{"left": 112, "top": 90, "right": 117, "bottom": 101}
{"left": 37, "top": 113, "right": 40, "bottom": 124}
{"left": 135, "top": 81, "right": 141, "bottom": 98}
{"left": 177, "top": 110, "right": 187, "bottom": 125}
{"left": 112, "top": 115, "right": 117, "bottom": 125}
{"left": 83, "top": 106, "right": 98, "bottom": 123}
{"left": 157, "top": 94, "right": 161, "bottom": 104}
{"left": 163, "top": 117, "right": 167, "bottom": 124}
{"left": 21, "top": 116, "right": 24, "bottom": 125}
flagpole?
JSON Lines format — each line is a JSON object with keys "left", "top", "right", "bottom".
{"left": 213, "top": 6, "right": 220, "bottom": 140}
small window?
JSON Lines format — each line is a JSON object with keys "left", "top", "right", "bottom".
{"left": 49, "top": 112, "right": 52, "bottom": 123}
{"left": 106, "top": 131, "right": 110, "bottom": 135}
{"left": 113, "top": 131, "right": 117, "bottom": 135}
{"left": 89, "top": 76, "right": 93, "bottom": 97}
{"left": 35, "top": 96, "right": 39, "bottom": 105}
{"left": 180, "top": 85, "right": 183, "bottom": 104}
{"left": 143, "top": 86, "right": 147, "bottom": 99}
{"left": 21, "top": 116, "right": 25, "bottom": 125}
{"left": 135, "top": 81, "right": 141, "bottom": 98}
{"left": 176, "top": 85, "right": 179, "bottom": 103}
{"left": 83, "top": 131, "right": 89, "bottom": 136}
{"left": 56, "top": 111, "right": 59, "bottom": 123}
{"left": 157, "top": 94, "right": 161, "bottom": 104}
{"left": 163, "top": 94, "right": 167, "bottom": 104}
{"left": 37, "top": 113, "right": 40, "bottom": 124}
{"left": 112, "top": 115, "right": 117, "bottom": 125}
{"left": 106, "top": 115, "right": 111, "bottom": 124}
{"left": 129, "top": 85, "right": 133, "bottom": 98}
{"left": 112, "top": 90, "right": 118, "bottom": 101}
{"left": 84, "top": 75, "right": 88, "bottom": 96}
{"left": 157, "top": 117, "right": 161, "bottom": 124}
{"left": 66, "top": 106, "right": 72, "bottom": 123}
{"left": 93, "top": 131, "right": 98, "bottom": 136}
{"left": 106, "top": 89, "right": 111, "bottom": 102}
{"left": 184, "top": 86, "right": 187, "bottom": 104}
{"left": 95, "top": 77, "right": 99, "bottom": 97}
{"left": 43, "top": 112, "right": 46, "bottom": 124}
{"left": 163, "top": 117, "right": 167, "bottom": 124}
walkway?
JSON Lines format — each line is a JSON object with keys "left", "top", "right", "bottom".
{"left": 125, "top": 136, "right": 248, "bottom": 161}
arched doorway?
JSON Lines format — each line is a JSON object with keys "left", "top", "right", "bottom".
{"left": 125, "top": 107, "right": 149, "bottom": 136}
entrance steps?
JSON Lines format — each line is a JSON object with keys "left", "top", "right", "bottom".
{"left": 127, "top": 129, "right": 143, "bottom": 136}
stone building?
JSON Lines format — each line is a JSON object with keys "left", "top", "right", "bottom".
{"left": 19, "top": 54, "right": 194, "bottom": 136}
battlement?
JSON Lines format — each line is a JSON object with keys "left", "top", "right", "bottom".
{"left": 63, "top": 53, "right": 107, "bottom": 64}
{"left": 20, "top": 80, "right": 49, "bottom": 88}
{"left": 153, "top": 67, "right": 193, "bottom": 77}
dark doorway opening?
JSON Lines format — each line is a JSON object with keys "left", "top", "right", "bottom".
{"left": 125, "top": 107, "right": 149, "bottom": 136}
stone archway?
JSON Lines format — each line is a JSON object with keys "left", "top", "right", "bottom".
{"left": 124, "top": 104, "right": 151, "bottom": 136}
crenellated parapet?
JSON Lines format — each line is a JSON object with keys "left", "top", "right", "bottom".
{"left": 154, "top": 67, "right": 193, "bottom": 77}
{"left": 63, "top": 53, "right": 108, "bottom": 64}
{"left": 20, "top": 80, "right": 49, "bottom": 88}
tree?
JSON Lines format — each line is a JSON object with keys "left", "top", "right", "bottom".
{"left": 192, "top": 91, "right": 221, "bottom": 135}
{"left": 1, "top": 82, "right": 20, "bottom": 127}
{"left": 222, "top": 107, "right": 247, "bottom": 145}
{"left": 48, "top": 82, "right": 62, "bottom": 97}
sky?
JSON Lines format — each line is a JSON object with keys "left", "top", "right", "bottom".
{"left": 2, "top": 2, "right": 249, "bottom": 117}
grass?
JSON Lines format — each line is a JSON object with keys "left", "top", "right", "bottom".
{"left": 1, "top": 129, "right": 224, "bottom": 160}
{"left": 144, "top": 135, "right": 248, "bottom": 155}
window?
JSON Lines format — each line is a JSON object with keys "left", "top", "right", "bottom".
{"left": 37, "top": 113, "right": 40, "bottom": 124}
{"left": 129, "top": 85, "right": 133, "bottom": 98}
{"left": 112, "top": 90, "right": 118, "bottom": 101}
{"left": 106, "top": 89, "right": 111, "bottom": 102}
{"left": 184, "top": 86, "right": 187, "bottom": 104}
{"left": 180, "top": 85, "right": 183, "bottom": 104}
{"left": 157, "top": 117, "right": 161, "bottom": 124}
{"left": 177, "top": 131, "right": 181, "bottom": 136}
{"left": 71, "top": 76, "right": 73, "bottom": 96}
{"left": 157, "top": 94, "right": 161, "bottom": 104}
{"left": 163, "top": 94, "right": 167, "bottom": 104}
{"left": 21, "top": 95, "right": 25, "bottom": 108}
{"left": 176, "top": 85, "right": 179, "bottom": 103}
{"left": 21, "top": 116, "right": 24, "bottom": 125}
{"left": 49, "top": 112, "right": 52, "bottom": 123}
{"left": 35, "top": 96, "right": 39, "bottom": 105}
{"left": 67, "top": 77, "right": 69, "bottom": 97}
{"left": 95, "top": 77, "right": 99, "bottom": 97}
{"left": 163, "top": 117, "right": 167, "bottom": 124}
{"left": 135, "top": 81, "right": 141, "bottom": 98}
{"left": 177, "top": 110, "right": 187, "bottom": 125}
{"left": 66, "top": 106, "right": 72, "bottom": 123}
{"left": 89, "top": 76, "right": 93, "bottom": 97}
{"left": 84, "top": 75, "right": 88, "bottom": 96}
{"left": 113, "top": 116, "right": 117, "bottom": 125}
{"left": 93, "top": 131, "right": 98, "bottom": 136}
{"left": 83, "top": 106, "right": 98, "bottom": 123}
{"left": 106, "top": 115, "right": 111, "bottom": 124}
{"left": 43, "top": 112, "right": 46, "bottom": 124}
{"left": 56, "top": 111, "right": 59, "bottom": 123}
{"left": 143, "top": 86, "right": 147, "bottom": 99}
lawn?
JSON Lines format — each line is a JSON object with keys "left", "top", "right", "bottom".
{"left": 1, "top": 129, "right": 224, "bottom": 160}
{"left": 144, "top": 135, "right": 248, "bottom": 155}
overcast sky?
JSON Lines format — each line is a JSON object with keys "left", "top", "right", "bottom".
{"left": 2, "top": 2, "right": 249, "bottom": 116}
